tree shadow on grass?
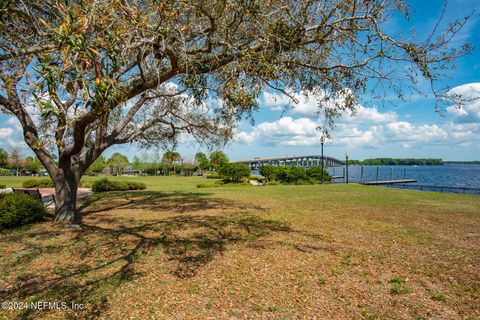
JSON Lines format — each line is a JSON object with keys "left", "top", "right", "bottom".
{"left": 0, "top": 191, "right": 326, "bottom": 319}
{"left": 79, "top": 190, "right": 266, "bottom": 216}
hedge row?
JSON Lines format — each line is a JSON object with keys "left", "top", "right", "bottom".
{"left": 92, "top": 178, "right": 147, "bottom": 192}
{"left": 22, "top": 178, "right": 54, "bottom": 188}
{"left": 0, "top": 194, "right": 46, "bottom": 230}
{"left": 22, "top": 178, "right": 94, "bottom": 188}
{"left": 0, "top": 168, "right": 12, "bottom": 176}
{"left": 259, "top": 165, "right": 332, "bottom": 184}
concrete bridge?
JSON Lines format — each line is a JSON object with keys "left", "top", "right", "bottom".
{"left": 232, "top": 155, "right": 345, "bottom": 169}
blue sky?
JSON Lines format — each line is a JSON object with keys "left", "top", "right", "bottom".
{"left": 1, "top": 0, "right": 479, "bottom": 162}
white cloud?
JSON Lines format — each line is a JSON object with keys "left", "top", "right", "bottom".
{"left": 261, "top": 88, "right": 347, "bottom": 116}
{"left": 0, "top": 128, "right": 13, "bottom": 139}
{"left": 261, "top": 91, "right": 292, "bottom": 111}
{"left": 384, "top": 122, "right": 449, "bottom": 146}
{"left": 236, "top": 117, "right": 383, "bottom": 148}
{"left": 6, "top": 138, "right": 27, "bottom": 149}
{"left": 5, "top": 117, "right": 22, "bottom": 132}
{"left": 241, "top": 84, "right": 480, "bottom": 150}
{"left": 442, "top": 122, "right": 480, "bottom": 143}
{"left": 235, "top": 117, "right": 320, "bottom": 147}
{"left": 446, "top": 82, "right": 480, "bottom": 123}
{"left": 236, "top": 117, "right": 478, "bottom": 149}
{"left": 344, "top": 105, "right": 398, "bottom": 124}
{"left": 332, "top": 124, "right": 384, "bottom": 148}
{"left": 261, "top": 88, "right": 397, "bottom": 126}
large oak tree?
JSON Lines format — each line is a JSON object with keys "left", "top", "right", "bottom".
{"left": 0, "top": 0, "right": 472, "bottom": 224}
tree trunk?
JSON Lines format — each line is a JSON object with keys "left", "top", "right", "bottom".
{"left": 53, "top": 167, "right": 82, "bottom": 224}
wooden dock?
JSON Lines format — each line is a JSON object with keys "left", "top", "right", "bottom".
{"left": 360, "top": 179, "right": 417, "bottom": 185}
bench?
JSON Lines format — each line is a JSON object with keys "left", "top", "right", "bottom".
{"left": 12, "top": 188, "right": 56, "bottom": 208}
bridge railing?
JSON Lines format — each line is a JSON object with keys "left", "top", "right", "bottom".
{"left": 236, "top": 155, "right": 345, "bottom": 168}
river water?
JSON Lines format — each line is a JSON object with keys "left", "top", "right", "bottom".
{"left": 327, "top": 164, "right": 480, "bottom": 194}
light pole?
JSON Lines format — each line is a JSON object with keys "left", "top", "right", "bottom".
{"left": 320, "top": 135, "right": 325, "bottom": 184}
{"left": 345, "top": 152, "right": 349, "bottom": 184}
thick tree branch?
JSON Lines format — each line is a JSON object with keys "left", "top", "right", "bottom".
{"left": 107, "top": 95, "right": 147, "bottom": 142}
{"left": 0, "top": 44, "right": 57, "bottom": 61}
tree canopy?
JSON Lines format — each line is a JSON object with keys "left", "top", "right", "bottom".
{"left": 86, "top": 155, "right": 106, "bottom": 174}
{"left": 194, "top": 152, "right": 210, "bottom": 171}
{"left": 162, "top": 151, "right": 182, "bottom": 164}
{"left": 132, "top": 156, "right": 143, "bottom": 171}
{"left": 107, "top": 153, "right": 129, "bottom": 176}
{"left": 8, "top": 147, "right": 22, "bottom": 176}
{"left": 25, "top": 156, "right": 43, "bottom": 172}
{"left": 361, "top": 158, "right": 444, "bottom": 166}
{"left": 209, "top": 151, "right": 229, "bottom": 170}
{"left": 0, "top": 148, "right": 8, "bottom": 167}
{"left": 0, "top": 0, "right": 471, "bottom": 223}
{"left": 218, "top": 163, "right": 250, "bottom": 182}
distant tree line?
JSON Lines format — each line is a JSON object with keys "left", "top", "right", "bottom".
{"left": 347, "top": 158, "right": 444, "bottom": 166}
{"left": 84, "top": 150, "right": 230, "bottom": 176}
{"left": 194, "top": 151, "right": 229, "bottom": 172}
{"left": 443, "top": 161, "right": 480, "bottom": 165}
{"left": 0, "top": 147, "right": 46, "bottom": 176}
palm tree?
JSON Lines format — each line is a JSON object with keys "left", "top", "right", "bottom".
{"left": 162, "top": 151, "right": 182, "bottom": 174}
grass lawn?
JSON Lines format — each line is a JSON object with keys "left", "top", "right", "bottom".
{"left": 0, "top": 176, "right": 479, "bottom": 319}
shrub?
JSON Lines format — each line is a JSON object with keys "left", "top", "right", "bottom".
{"left": 266, "top": 181, "right": 279, "bottom": 185}
{"left": 92, "top": 178, "right": 146, "bottom": 192}
{"left": 258, "top": 165, "right": 331, "bottom": 184}
{"left": 306, "top": 167, "right": 332, "bottom": 182}
{"left": 218, "top": 163, "right": 250, "bottom": 183}
{"left": 92, "top": 179, "right": 122, "bottom": 192}
{"left": 23, "top": 178, "right": 97, "bottom": 189}
{"left": 126, "top": 181, "right": 147, "bottom": 190}
{"left": 196, "top": 183, "right": 211, "bottom": 188}
{"left": 0, "top": 184, "right": 6, "bottom": 189}
{"left": 205, "top": 173, "right": 223, "bottom": 179}
{"left": 79, "top": 180, "right": 94, "bottom": 188}
{"left": 22, "top": 178, "right": 54, "bottom": 188}
{"left": 196, "top": 180, "right": 249, "bottom": 188}
{"left": 0, "top": 194, "right": 46, "bottom": 229}
{"left": 276, "top": 166, "right": 306, "bottom": 183}
{"left": 0, "top": 168, "right": 12, "bottom": 176}
{"left": 259, "top": 165, "right": 278, "bottom": 182}
{"left": 196, "top": 182, "right": 223, "bottom": 188}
